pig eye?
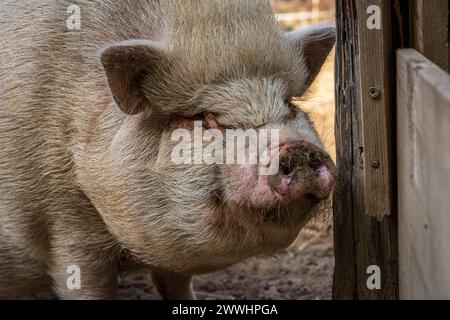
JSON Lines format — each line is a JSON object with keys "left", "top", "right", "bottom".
{"left": 194, "top": 113, "right": 211, "bottom": 122}
{"left": 170, "top": 113, "right": 205, "bottom": 126}
{"left": 193, "top": 113, "right": 206, "bottom": 120}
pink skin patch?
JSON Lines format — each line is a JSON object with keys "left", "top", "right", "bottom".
{"left": 204, "top": 113, "right": 219, "bottom": 129}
{"left": 272, "top": 174, "right": 304, "bottom": 204}
{"left": 315, "top": 165, "right": 336, "bottom": 199}
{"left": 242, "top": 165, "right": 276, "bottom": 205}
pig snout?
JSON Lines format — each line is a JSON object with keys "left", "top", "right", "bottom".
{"left": 240, "top": 140, "right": 336, "bottom": 208}
{"left": 268, "top": 141, "right": 336, "bottom": 204}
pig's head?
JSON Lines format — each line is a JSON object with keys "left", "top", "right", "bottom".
{"left": 97, "top": 23, "right": 336, "bottom": 271}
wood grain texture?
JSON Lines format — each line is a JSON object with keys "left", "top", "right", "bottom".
{"left": 333, "top": 0, "right": 358, "bottom": 299}
{"left": 333, "top": 0, "right": 399, "bottom": 300}
{"left": 411, "top": 0, "right": 449, "bottom": 72}
{"left": 356, "top": 0, "right": 394, "bottom": 219}
{"left": 397, "top": 49, "right": 450, "bottom": 299}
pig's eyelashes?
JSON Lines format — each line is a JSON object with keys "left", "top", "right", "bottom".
{"left": 255, "top": 123, "right": 267, "bottom": 129}
{"left": 179, "top": 113, "right": 204, "bottom": 121}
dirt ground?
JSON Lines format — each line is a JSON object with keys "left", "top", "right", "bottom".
{"left": 118, "top": 233, "right": 334, "bottom": 300}
{"left": 118, "top": 57, "right": 336, "bottom": 300}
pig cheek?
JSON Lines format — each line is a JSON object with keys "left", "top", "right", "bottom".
{"left": 224, "top": 163, "right": 276, "bottom": 207}
{"left": 234, "top": 164, "right": 262, "bottom": 203}
{"left": 249, "top": 175, "right": 277, "bottom": 206}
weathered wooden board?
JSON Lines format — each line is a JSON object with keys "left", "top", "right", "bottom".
{"left": 411, "top": 0, "right": 449, "bottom": 72}
{"left": 397, "top": 49, "right": 450, "bottom": 299}
{"left": 333, "top": 0, "right": 399, "bottom": 300}
{"left": 356, "top": 0, "right": 394, "bottom": 219}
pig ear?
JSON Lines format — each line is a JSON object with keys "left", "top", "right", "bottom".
{"left": 100, "top": 40, "right": 166, "bottom": 115}
{"left": 287, "top": 25, "right": 336, "bottom": 93}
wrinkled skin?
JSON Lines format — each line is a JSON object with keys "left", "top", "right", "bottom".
{"left": 0, "top": 0, "right": 335, "bottom": 299}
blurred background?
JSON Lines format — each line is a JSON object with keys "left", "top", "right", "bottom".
{"left": 272, "top": 0, "right": 335, "bottom": 30}
{"left": 119, "top": 0, "right": 337, "bottom": 300}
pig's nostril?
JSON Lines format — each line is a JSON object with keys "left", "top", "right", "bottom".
{"left": 280, "top": 157, "right": 292, "bottom": 176}
{"left": 282, "top": 165, "right": 291, "bottom": 176}
{"left": 307, "top": 152, "right": 323, "bottom": 170}
{"left": 307, "top": 151, "right": 318, "bottom": 164}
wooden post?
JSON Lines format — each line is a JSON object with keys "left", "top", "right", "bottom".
{"left": 356, "top": 0, "right": 393, "bottom": 220}
{"left": 411, "top": 0, "right": 449, "bottom": 72}
{"left": 333, "top": 0, "right": 402, "bottom": 299}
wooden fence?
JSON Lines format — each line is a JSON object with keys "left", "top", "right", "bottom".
{"left": 334, "top": 0, "right": 449, "bottom": 299}
{"left": 397, "top": 49, "right": 450, "bottom": 299}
